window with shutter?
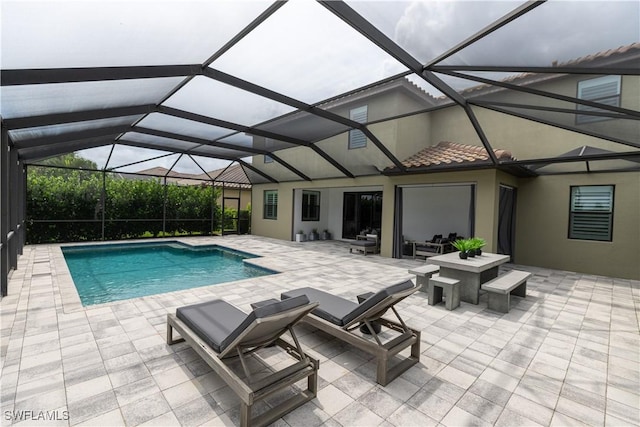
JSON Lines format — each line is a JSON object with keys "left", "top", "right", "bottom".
{"left": 569, "top": 185, "right": 614, "bottom": 241}
{"left": 349, "top": 105, "right": 368, "bottom": 149}
{"left": 576, "top": 76, "right": 621, "bottom": 124}
{"left": 263, "top": 190, "right": 278, "bottom": 219}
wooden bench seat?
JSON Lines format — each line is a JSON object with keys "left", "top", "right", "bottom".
{"left": 482, "top": 270, "right": 531, "bottom": 313}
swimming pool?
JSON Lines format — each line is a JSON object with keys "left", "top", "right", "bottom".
{"left": 62, "top": 241, "right": 274, "bottom": 306}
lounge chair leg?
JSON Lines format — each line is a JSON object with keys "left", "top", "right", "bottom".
{"left": 240, "top": 403, "right": 251, "bottom": 427}
{"left": 166, "top": 319, "right": 184, "bottom": 345}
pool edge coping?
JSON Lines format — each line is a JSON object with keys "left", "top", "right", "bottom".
{"left": 54, "top": 238, "right": 280, "bottom": 313}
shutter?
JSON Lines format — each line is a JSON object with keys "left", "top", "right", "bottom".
{"left": 349, "top": 106, "right": 368, "bottom": 149}
{"left": 569, "top": 186, "right": 613, "bottom": 241}
{"left": 577, "top": 76, "right": 621, "bottom": 123}
{"left": 264, "top": 191, "right": 278, "bottom": 218}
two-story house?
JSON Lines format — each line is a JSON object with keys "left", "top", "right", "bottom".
{"left": 249, "top": 43, "right": 640, "bottom": 280}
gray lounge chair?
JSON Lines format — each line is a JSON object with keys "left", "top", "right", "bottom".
{"left": 167, "top": 295, "right": 319, "bottom": 427}
{"left": 281, "top": 280, "right": 421, "bottom": 386}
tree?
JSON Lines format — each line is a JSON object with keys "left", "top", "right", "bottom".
{"left": 38, "top": 153, "right": 98, "bottom": 169}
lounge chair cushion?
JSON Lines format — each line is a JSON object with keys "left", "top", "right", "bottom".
{"left": 282, "top": 280, "right": 414, "bottom": 327}
{"left": 177, "top": 295, "right": 310, "bottom": 353}
{"left": 282, "top": 287, "right": 358, "bottom": 325}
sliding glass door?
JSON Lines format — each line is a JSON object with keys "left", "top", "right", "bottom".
{"left": 342, "top": 192, "right": 382, "bottom": 239}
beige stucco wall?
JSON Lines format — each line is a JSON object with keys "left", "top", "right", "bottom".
{"left": 252, "top": 168, "right": 640, "bottom": 279}
{"left": 515, "top": 172, "right": 640, "bottom": 279}
{"left": 253, "top": 169, "right": 505, "bottom": 256}
{"left": 252, "top": 176, "right": 386, "bottom": 240}
{"left": 430, "top": 104, "right": 635, "bottom": 161}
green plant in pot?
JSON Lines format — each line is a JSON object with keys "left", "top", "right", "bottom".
{"left": 469, "top": 237, "right": 486, "bottom": 256}
{"left": 309, "top": 228, "right": 319, "bottom": 241}
{"left": 452, "top": 239, "right": 470, "bottom": 259}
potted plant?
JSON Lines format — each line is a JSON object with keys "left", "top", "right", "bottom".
{"left": 452, "top": 239, "right": 469, "bottom": 259}
{"left": 321, "top": 229, "right": 331, "bottom": 240}
{"left": 295, "top": 230, "right": 306, "bottom": 242}
{"left": 469, "top": 237, "right": 486, "bottom": 256}
{"left": 309, "top": 228, "right": 319, "bottom": 241}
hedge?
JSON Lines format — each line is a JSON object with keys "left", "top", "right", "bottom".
{"left": 25, "top": 168, "right": 241, "bottom": 244}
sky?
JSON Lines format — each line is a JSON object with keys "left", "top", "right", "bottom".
{"left": 2, "top": 0, "right": 638, "bottom": 174}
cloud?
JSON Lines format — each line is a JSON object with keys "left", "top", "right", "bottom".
{"left": 392, "top": 0, "right": 639, "bottom": 66}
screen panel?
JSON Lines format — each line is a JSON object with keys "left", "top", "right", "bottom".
{"left": 347, "top": 0, "right": 521, "bottom": 65}
{"left": 441, "top": 1, "right": 640, "bottom": 68}
{"left": 1, "top": 1, "right": 272, "bottom": 68}
{"left": 0, "top": 78, "right": 184, "bottom": 119}
{"left": 163, "top": 76, "right": 295, "bottom": 126}
{"left": 210, "top": 0, "right": 407, "bottom": 104}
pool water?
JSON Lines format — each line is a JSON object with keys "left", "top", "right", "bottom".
{"left": 62, "top": 241, "right": 274, "bottom": 306}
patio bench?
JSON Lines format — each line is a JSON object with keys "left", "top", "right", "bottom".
{"left": 482, "top": 270, "right": 531, "bottom": 313}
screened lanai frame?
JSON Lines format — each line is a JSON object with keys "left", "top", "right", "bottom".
{"left": 1, "top": 0, "right": 639, "bottom": 296}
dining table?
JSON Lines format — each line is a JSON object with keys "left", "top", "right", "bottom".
{"left": 426, "top": 251, "right": 510, "bottom": 304}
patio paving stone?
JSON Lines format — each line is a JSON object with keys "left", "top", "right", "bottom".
{"left": 1, "top": 235, "right": 638, "bottom": 426}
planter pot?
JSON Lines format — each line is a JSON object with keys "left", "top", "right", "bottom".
{"left": 321, "top": 232, "right": 331, "bottom": 240}
{"left": 476, "top": 248, "right": 482, "bottom": 256}
{"left": 459, "top": 251, "right": 468, "bottom": 259}
{"left": 295, "top": 234, "right": 306, "bottom": 242}
{"left": 468, "top": 249, "right": 476, "bottom": 257}
{"left": 308, "top": 232, "right": 319, "bottom": 241}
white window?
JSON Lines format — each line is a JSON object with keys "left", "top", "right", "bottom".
{"left": 569, "top": 185, "right": 614, "bottom": 241}
{"left": 576, "top": 76, "right": 621, "bottom": 124}
{"left": 349, "top": 105, "right": 368, "bottom": 149}
{"left": 263, "top": 190, "right": 278, "bottom": 219}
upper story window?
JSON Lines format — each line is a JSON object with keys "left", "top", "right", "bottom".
{"left": 576, "top": 76, "right": 621, "bottom": 124}
{"left": 263, "top": 190, "right": 278, "bottom": 220}
{"left": 569, "top": 185, "right": 614, "bottom": 241}
{"left": 302, "top": 190, "right": 320, "bottom": 221}
{"left": 349, "top": 105, "right": 368, "bottom": 149}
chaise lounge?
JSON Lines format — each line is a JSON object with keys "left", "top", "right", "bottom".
{"left": 167, "top": 296, "right": 319, "bottom": 427}
{"left": 281, "top": 280, "right": 421, "bottom": 386}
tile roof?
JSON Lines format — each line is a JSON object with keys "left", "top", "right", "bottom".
{"left": 393, "top": 141, "right": 515, "bottom": 170}
{"left": 460, "top": 42, "right": 640, "bottom": 96}
{"left": 554, "top": 42, "right": 640, "bottom": 67}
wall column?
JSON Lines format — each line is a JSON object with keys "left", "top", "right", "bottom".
{"left": 1, "top": 121, "right": 9, "bottom": 297}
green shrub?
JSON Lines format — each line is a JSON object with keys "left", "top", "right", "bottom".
{"left": 26, "top": 167, "right": 222, "bottom": 244}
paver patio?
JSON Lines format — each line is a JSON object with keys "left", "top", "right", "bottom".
{"left": 1, "top": 235, "right": 638, "bottom": 426}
